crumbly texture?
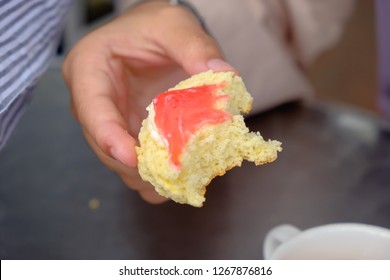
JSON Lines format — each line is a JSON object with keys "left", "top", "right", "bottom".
{"left": 136, "top": 70, "right": 282, "bottom": 207}
{"left": 171, "top": 71, "right": 253, "bottom": 115}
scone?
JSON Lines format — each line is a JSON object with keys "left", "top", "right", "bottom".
{"left": 136, "top": 70, "right": 282, "bottom": 207}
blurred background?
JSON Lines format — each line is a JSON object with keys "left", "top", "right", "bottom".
{"left": 308, "top": 0, "right": 378, "bottom": 115}
{"left": 64, "top": 0, "right": 379, "bottom": 115}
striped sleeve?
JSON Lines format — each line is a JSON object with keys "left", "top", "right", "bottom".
{"left": 0, "top": 0, "right": 72, "bottom": 150}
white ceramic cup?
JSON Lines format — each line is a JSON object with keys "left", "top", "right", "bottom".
{"left": 263, "top": 223, "right": 390, "bottom": 260}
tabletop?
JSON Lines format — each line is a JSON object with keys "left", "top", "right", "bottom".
{"left": 1, "top": 68, "right": 390, "bottom": 259}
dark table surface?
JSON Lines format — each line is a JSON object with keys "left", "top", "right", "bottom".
{"left": 1, "top": 69, "right": 390, "bottom": 260}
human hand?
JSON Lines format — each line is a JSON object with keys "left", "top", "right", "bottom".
{"left": 62, "top": 1, "right": 236, "bottom": 204}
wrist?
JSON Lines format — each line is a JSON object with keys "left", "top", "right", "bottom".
{"left": 122, "top": 0, "right": 207, "bottom": 32}
{"left": 169, "top": 0, "right": 207, "bottom": 32}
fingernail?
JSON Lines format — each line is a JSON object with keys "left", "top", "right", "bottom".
{"left": 110, "top": 147, "right": 137, "bottom": 168}
{"left": 207, "top": 59, "right": 237, "bottom": 73}
{"left": 110, "top": 147, "right": 126, "bottom": 166}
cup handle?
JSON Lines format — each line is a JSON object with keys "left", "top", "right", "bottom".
{"left": 263, "top": 224, "right": 301, "bottom": 259}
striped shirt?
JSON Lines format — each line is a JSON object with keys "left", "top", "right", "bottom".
{"left": 0, "top": 0, "right": 71, "bottom": 150}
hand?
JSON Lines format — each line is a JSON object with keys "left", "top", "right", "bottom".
{"left": 62, "top": 1, "right": 236, "bottom": 204}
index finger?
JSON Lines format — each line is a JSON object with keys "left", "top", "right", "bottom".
{"left": 63, "top": 54, "right": 137, "bottom": 168}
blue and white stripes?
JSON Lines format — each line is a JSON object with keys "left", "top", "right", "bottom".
{"left": 0, "top": 0, "right": 71, "bottom": 150}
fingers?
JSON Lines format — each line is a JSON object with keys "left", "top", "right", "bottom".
{"left": 83, "top": 128, "right": 168, "bottom": 204}
{"left": 153, "top": 5, "right": 238, "bottom": 75}
{"left": 139, "top": 188, "right": 169, "bottom": 204}
{"left": 63, "top": 56, "right": 137, "bottom": 168}
{"left": 122, "top": 173, "right": 169, "bottom": 204}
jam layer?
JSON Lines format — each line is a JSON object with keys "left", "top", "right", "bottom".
{"left": 153, "top": 84, "right": 232, "bottom": 168}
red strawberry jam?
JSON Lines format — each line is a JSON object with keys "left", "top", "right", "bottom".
{"left": 153, "top": 84, "right": 232, "bottom": 169}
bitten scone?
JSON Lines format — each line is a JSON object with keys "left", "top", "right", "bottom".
{"left": 136, "top": 70, "right": 282, "bottom": 207}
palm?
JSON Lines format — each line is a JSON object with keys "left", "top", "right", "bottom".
{"left": 120, "top": 60, "right": 187, "bottom": 139}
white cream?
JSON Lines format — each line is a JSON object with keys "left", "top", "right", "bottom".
{"left": 146, "top": 102, "right": 168, "bottom": 147}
